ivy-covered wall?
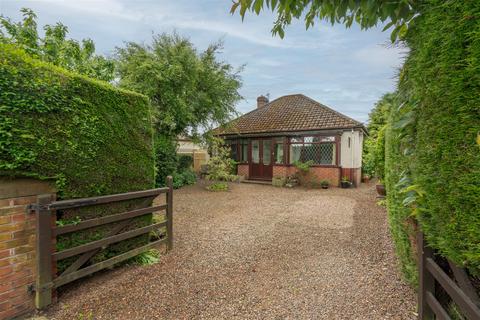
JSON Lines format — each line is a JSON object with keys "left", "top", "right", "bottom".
{"left": 386, "top": 0, "right": 480, "bottom": 282}
{"left": 0, "top": 44, "right": 156, "bottom": 273}
{"left": 0, "top": 44, "right": 155, "bottom": 197}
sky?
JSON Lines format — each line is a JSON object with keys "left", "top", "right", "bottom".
{"left": 0, "top": 0, "right": 407, "bottom": 123}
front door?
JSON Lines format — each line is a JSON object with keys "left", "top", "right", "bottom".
{"left": 249, "top": 138, "right": 273, "bottom": 180}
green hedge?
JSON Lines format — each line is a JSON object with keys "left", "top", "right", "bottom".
{"left": 0, "top": 44, "right": 155, "bottom": 196}
{"left": 384, "top": 101, "right": 418, "bottom": 285}
{"left": 0, "top": 44, "right": 156, "bottom": 273}
{"left": 386, "top": 0, "right": 480, "bottom": 281}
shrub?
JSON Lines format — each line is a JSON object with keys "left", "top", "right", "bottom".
{"left": 207, "top": 182, "right": 229, "bottom": 192}
{"left": 178, "top": 154, "right": 193, "bottom": 171}
{"left": 293, "top": 160, "right": 314, "bottom": 186}
{"left": 155, "top": 135, "right": 178, "bottom": 187}
{"left": 0, "top": 44, "right": 155, "bottom": 273}
{"left": 206, "top": 138, "right": 238, "bottom": 182}
{"left": 172, "top": 169, "right": 196, "bottom": 189}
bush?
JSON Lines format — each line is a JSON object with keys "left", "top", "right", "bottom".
{"left": 155, "top": 135, "right": 178, "bottom": 187}
{"left": 178, "top": 154, "right": 193, "bottom": 171}
{"left": 0, "top": 44, "right": 155, "bottom": 274}
{"left": 206, "top": 138, "right": 238, "bottom": 182}
{"left": 172, "top": 169, "right": 196, "bottom": 189}
{"left": 207, "top": 182, "right": 229, "bottom": 192}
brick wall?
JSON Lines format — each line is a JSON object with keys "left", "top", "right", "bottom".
{"left": 272, "top": 166, "right": 341, "bottom": 187}
{"left": 237, "top": 164, "right": 249, "bottom": 179}
{"left": 309, "top": 167, "right": 341, "bottom": 187}
{"left": 0, "top": 179, "right": 56, "bottom": 320}
{"left": 272, "top": 165, "right": 287, "bottom": 177}
{"left": 340, "top": 168, "right": 362, "bottom": 186}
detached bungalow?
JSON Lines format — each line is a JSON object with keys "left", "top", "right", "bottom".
{"left": 213, "top": 94, "right": 366, "bottom": 187}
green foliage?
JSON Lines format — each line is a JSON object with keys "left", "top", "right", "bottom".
{"left": 0, "top": 8, "right": 114, "bottom": 81}
{"left": 129, "top": 249, "right": 161, "bottom": 265}
{"left": 0, "top": 44, "right": 155, "bottom": 197}
{"left": 231, "top": 0, "right": 418, "bottom": 42}
{"left": 398, "top": 0, "right": 480, "bottom": 274}
{"left": 293, "top": 160, "right": 314, "bottom": 173}
{"left": 320, "top": 179, "right": 330, "bottom": 187}
{"left": 178, "top": 154, "right": 193, "bottom": 171}
{"left": 206, "top": 138, "right": 238, "bottom": 182}
{"left": 155, "top": 136, "right": 179, "bottom": 187}
{"left": 363, "top": 93, "right": 394, "bottom": 178}
{"left": 172, "top": 169, "right": 197, "bottom": 189}
{"left": 0, "top": 44, "right": 155, "bottom": 274}
{"left": 384, "top": 97, "right": 418, "bottom": 285}
{"left": 207, "top": 182, "right": 229, "bottom": 192}
{"left": 115, "top": 33, "right": 242, "bottom": 138}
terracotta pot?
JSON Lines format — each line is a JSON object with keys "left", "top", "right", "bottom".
{"left": 376, "top": 184, "right": 386, "bottom": 196}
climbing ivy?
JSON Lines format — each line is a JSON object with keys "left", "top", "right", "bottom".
{"left": 0, "top": 44, "right": 155, "bottom": 198}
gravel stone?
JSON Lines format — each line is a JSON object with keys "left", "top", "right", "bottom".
{"left": 42, "top": 182, "right": 416, "bottom": 319}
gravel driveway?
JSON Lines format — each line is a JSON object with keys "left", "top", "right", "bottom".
{"left": 43, "top": 182, "right": 416, "bottom": 319}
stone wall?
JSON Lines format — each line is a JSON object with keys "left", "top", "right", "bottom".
{"left": 0, "top": 179, "right": 56, "bottom": 319}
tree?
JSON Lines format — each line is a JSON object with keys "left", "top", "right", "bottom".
{"left": 230, "top": 0, "right": 419, "bottom": 42}
{"left": 115, "top": 33, "right": 242, "bottom": 186}
{"left": 115, "top": 33, "right": 242, "bottom": 138}
{"left": 0, "top": 8, "right": 114, "bottom": 81}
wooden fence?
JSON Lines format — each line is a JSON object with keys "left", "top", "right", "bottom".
{"left": 418, "top": 232, "right": 480, "bottom": 319}
{"left": 32, "top": 176, "right": 173, "bottom": 309}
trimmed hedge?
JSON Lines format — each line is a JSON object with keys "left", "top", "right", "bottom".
{"left": 0, "top": 44, "right": 156, "bottom": 273}
{"left": 384, "top": 99, "right": 418, "bottom": 285}
{"left": 0, "top": 44, "right": 155, "bottom": 197}
{"left": 386, "top": 0, "right": 480, "bottom": 281}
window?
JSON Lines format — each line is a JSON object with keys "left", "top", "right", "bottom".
{"left": 263, "top": 140, "right": 271, "bottom": 165}
{"left": 225, "top": 140, "right": 238, "bottom": 161}
{"left": 252, "top": 140, "right": 260, "bottom": 164}
{"left": 274, "top": 138, "right": 284, "bottom": 164}
{"left": 288, "top": 136, "right": 336, "bottom": 165}
{"left": 240, "top": 139, "right": 248, "bottom": 162}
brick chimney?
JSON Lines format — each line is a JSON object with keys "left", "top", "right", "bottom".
{"left": 257, "top": 95, "right": 269, "bottom": 108}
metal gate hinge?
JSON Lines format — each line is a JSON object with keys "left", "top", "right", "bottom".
{"left": 25, "top": 203, "right": 50, "bottom": 213}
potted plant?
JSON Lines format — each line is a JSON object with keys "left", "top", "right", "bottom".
{"left": 362, "top": 174, "right": 370, "bottom": 183}
{"left": 340, "top": 176, "right": 351, "bottom": 188}
{"left": 320, "top": 179, "right": 330, "bottom": 189}
{"left": 376, "top": 180, "right": 386, "bottom": 197}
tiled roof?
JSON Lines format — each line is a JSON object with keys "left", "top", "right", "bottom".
{"left": 214, "top": 94, "right": 363, "bottom": 135}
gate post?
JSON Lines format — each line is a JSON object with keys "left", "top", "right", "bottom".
{"left": 166, "top": 176, "right": 173, "bottom": 251}
{"left": 35, "top": 194, "right": 54, "bottom": 309}
{"left": 417, "top": 231, "right": 434, "bottom": 319}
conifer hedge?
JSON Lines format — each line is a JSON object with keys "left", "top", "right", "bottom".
{"left": 386, "top": 0, "right": 480, "bottom": 280}
{"left": 0, "top": 44, "right": 156, "bottom": 272}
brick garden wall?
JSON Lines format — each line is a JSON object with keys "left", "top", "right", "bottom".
{"left": 237, "top": 164, "right": 249, "bottom": 179}
{"left": 0, "top": 179, "right": 56, "bottom": 320}
{"left": 273, "top": 166, "right": 341, "bottom": 187}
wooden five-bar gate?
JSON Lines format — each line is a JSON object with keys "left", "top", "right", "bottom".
{"left": 31, "top": 176, "right": 174, "bottom": 309}
{"left": 418, "top": 232, "right": 480, "bottom": 319}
